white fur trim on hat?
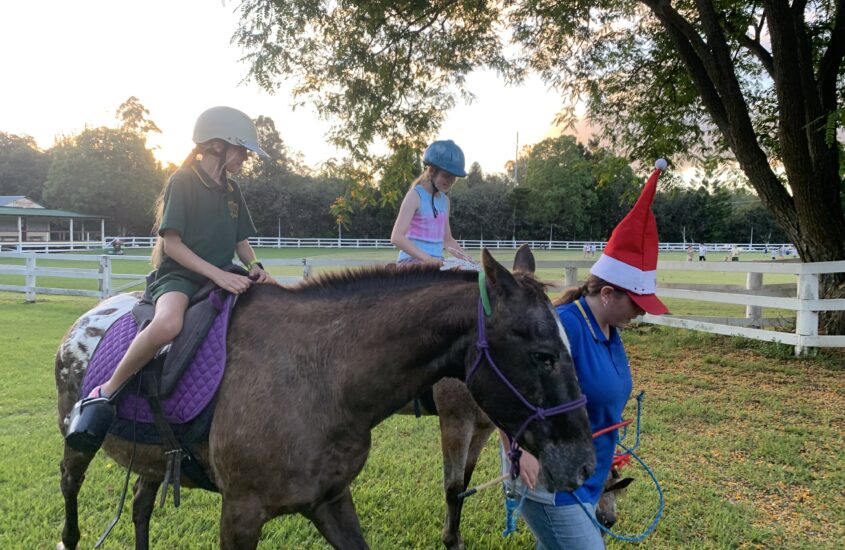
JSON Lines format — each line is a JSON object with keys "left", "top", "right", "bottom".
{"left": 590, "top": 254, "right": 657, "bottom": 295}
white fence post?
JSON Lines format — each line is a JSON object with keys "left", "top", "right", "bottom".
{"left": 795, "top": 273, "right": 819, "bottom": 357}
{"left": 25, "top": 256, "right": 36, "bottom": 302}
{"left": 564, "top": 267, "right": 578, "bottom": 289}
{"left": 745, "top": 272, "right": 763, "bottom": 327}
{"left": 98, "top": 255, "right": 112, "bottom": 298}
{"left": 303, "top": 258, "right": 312, "bottom": 279}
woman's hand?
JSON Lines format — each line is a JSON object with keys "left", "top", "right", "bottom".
{"left": 213, "top": 269, "right": 253, "bottom": 295}
{"left": 518, "top": 449, "right": 541, "bottom": 490}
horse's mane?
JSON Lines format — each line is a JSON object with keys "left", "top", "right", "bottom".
{"left": 288, "top": 263, "right": 478, "bottom": 297}
{"left": 282, "top": 262, "right": 548, "bottom": 298}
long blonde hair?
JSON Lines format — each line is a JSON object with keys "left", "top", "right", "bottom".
{"left": 408, "top": 166, "right": 433, "bottom": 192}
{"left": 150, "top": 145, "right": 202, "bottom": 267}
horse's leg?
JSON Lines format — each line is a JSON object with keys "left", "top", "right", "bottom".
{"left": 305, "top": 487, "right": 368, "bottom": 550}
{"left": 219, "top": 494, "right": 265, "bottom": 550}
{"left": 57, "top": 445, "right": 96, "bottom": 550}
{"left": 131, "top": 477, "right": 159, "bottom": 550}
{"left": 438, "top": 414, "right": 473, "bottom": 550}
{"left": 464, "top": 423, "right": 495, "bottom": 489}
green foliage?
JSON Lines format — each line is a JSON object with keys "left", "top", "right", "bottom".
{"left": 0, "top": 132, "right": 51, "bottom": 201}
{"left": 520, "top": 136, "right": 594, "bottom": 238}
{"left": 42, "top": 127, "right": 164, "bottom": 235}
{"left": 449, "top": 172, "right": 513, "bottom": 240}
{"left": 233, "top": 0, "right": 845, "bottom": 265}
{"left": 116, "top": 96, "right": 161, "bottom": 137}
{"left": 234, "top": 0, "right": 509, "bottom": 156}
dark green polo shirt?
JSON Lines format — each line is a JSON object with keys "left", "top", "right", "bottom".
{"left": 147, "top": 163, "right": 257, "bottom": 301}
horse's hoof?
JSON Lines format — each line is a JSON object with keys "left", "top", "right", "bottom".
{"left": 56, "top": 543, "right": 67, "bottom": 550}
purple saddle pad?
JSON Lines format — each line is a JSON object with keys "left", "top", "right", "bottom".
{"left": 82, "top": 293, "right": 235, "bottom": 424}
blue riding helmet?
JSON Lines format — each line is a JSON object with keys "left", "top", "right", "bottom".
{"left": 423, "top": 140, "right": 467, "bottom": 177}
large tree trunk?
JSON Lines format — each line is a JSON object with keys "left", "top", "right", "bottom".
{"left": 647, "top": 0, "right": 845, "bottom": 335}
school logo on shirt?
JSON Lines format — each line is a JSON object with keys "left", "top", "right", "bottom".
{"left": 227, "top": 200, "right": 239, "bottom": 219}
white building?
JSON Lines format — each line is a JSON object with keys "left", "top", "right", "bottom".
{"left": 0, "top": 196, "right": 106, "bottom": 245}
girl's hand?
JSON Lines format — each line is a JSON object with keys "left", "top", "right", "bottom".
{"left": 447, "top": 246, "right": 473, "bottom": 262}
{"left": 213, "top": 270, "right": 253, "bottom": 295}
{"left": 518, "top": 449, "right": 541, "bottom": 490}
{"left": 249, "top": 266, "right": 275, "bottom": 284}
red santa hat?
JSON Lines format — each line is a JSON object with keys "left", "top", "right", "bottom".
{"left": 590, "top": 159, "right": 669, "bottom": 315}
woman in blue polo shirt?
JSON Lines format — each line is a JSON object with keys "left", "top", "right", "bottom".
{"left": 505, "top": 160, "right": 669, "bottom": 549}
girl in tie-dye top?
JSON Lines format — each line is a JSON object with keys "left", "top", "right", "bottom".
{"left": 391, "top": 140, "right": 473, "bottom": 263}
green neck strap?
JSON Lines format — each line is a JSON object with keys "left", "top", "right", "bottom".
{"left": 478, "top": 270, "right": 492, "bottom": 317}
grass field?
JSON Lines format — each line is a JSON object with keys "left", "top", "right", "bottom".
{"left": 1, "top": 249, "right": 841, "bottom": 549}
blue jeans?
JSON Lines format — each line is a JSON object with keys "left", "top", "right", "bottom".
{"left": 520, "top": 499, "right": 605, "bottom": 550}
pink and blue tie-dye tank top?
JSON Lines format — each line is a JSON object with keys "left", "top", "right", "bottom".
{"left": 397, "top": 184, "right": 450, "bottom": 262}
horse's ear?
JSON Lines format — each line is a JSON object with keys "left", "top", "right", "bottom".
{"left": 513, "top": 244, "right": 536, "bottom": 275}
{"left": 605, "top": 477, "right": 635, "bottom": 492}
{"left": 482, "top": 248, "right": 518, "bottom": 298}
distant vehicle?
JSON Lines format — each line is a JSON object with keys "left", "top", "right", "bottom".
{"left": 103, "top": 239, "right": 125, "bottom": 255}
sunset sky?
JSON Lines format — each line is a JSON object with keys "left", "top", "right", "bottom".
{"left": 0, "top": 1, "right": 584, "bottom": 174}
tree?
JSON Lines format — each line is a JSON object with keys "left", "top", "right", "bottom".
{"left": 116, "top": 96, "right": 161, "bottom": 137}
{"left": 449, "top": 171, "right": 513, "bottom": 240}
{"left": 43, "top": 127, "right": 163, "bottom": 235}
{"left": 235, "top": 0, "right": 845, "bottom": 331}
{"left": 519, "top": 136, "right": 596, "bottom": 239}
{"left": 0, "top": 133, "right": 51, "bottom": 201}
{"left": 585, "top": 146, "right": 643, "bottom": 239}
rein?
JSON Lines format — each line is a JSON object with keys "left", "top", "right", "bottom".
{"left": 466, "top": 281, "right": 587, "bottom": 479}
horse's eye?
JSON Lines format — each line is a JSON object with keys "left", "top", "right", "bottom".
{"left": 532, "top": 352, "right": 556, "bottom": 368}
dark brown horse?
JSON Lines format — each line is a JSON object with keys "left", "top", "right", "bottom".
{"left": 55, "top": 247, "right": 594, "bottom": 549}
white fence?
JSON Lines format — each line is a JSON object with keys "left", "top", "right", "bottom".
{"left": 1, "top": 253, "right": 843, "bottom": 356}
{"left": 0, "top": 236, "right": 794, "bottom": 254}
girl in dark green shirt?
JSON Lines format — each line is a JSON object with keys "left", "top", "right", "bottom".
{"left": 84, "top": 106, "right": 274, "bottom": 402}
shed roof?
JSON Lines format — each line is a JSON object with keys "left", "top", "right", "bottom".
{"left": 0, "top": 196, "right": 30, "bottom": 206}
{"left": 0, "top": 206, "right": 105, "bottom": 219}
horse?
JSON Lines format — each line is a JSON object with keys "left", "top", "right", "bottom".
{"left": 55, "top": 246, "right": 595, "bottom": 550}
{"left": 397, "top": 378, "right": 496, "bottom": 550}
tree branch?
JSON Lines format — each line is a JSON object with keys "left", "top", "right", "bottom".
{"left": 641, "top": 0, "right": 797, "bottom": 234}
{"left": 817, "top": 0, "right": 845, "bottom": 111}
{"left": 733, "top": 7, "right": 775, "bottom": 77}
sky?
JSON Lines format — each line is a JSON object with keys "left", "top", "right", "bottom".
{"left": 0, "top": 0, "right": 586, "bottom": 175}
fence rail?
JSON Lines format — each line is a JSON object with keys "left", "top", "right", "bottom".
{"left": 1, "top": 253, "right": 842, "bottom": 356}
{"left": 0, "top": 236, "right": 797, "bottom": 254}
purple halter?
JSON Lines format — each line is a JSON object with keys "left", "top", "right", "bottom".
{"left": 466, "top": 299, "right": 588, "bottom": 479}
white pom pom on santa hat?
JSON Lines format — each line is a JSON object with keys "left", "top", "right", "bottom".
{"left": 655, "top": 158, "right": 668, "bottom": 170}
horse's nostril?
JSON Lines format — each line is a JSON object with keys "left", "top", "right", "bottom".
{"left": 580, "top": 463, "right": 594, "bottom": 483}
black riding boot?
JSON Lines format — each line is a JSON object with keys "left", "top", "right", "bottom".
{"left": 65, "top": 395, "right": 116, "bottom": 453}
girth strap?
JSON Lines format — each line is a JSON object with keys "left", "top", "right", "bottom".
{"left": 143, "top": 363, "right": 186, "bottom": 508}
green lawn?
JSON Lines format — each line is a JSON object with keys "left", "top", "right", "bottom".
{"left": 0, "top": 289, "right": 842, "bottom": 549}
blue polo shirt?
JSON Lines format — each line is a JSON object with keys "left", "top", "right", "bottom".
{"left": 554, "top": 297, "right": 632, "bottom": 506}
